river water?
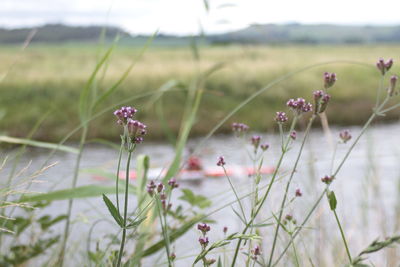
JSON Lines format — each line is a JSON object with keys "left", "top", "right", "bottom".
{"left": 4, "top": 122, "right": 400, "bottom": 266}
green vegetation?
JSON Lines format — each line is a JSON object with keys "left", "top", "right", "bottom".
{"left": 1, "top": 43, "right": 400, "bottom": 141}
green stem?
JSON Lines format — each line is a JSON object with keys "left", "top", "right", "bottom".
{"left": 58, "top": 124, "right": 88, "bottom": 266}
{"left": 333, "top": 209, "right": 352, "bottom": 263}
{"left": 291, "top": 235, "right": 300, "bottom": 267}
{"left": 375, "top": 75, "right": 385, "bottom": 108}
{"left": 268, "top": 115, "right": 315, "bottom": 266}
{"left": 222, "top": 166, "right": 247, "bottom": 223}
{"left": 117, "top": 147, "right": 133, "bottom": 267}
{"left": 157, "top": 195, "right": 172, "bottom": 267}
{"left": 115, "top": 142, "right": 124, "bottom": 213}
{"left": 330, "top": 142, "right": 339, "bottom": 174}
{"left": 272, "top": 96, "right": 391, "bottom": 266}
{"left": 230, "top": 117, "right": 298, "bottom": 267}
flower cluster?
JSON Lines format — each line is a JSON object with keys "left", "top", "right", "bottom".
{"left": 114, "top": 106, "right": 137, "bottom": 125}
{"left": 114, "top": 106, "right": 147, "bottom": 144}
{"left": 376, "top": 58, "right": 393, "bottom": 75}
{"left": 147, "top": 179, "right": 179, "bottom": 212}
{"left": 286, "top": 98, "right": 312, "bottom": 114}
{"left": 251, "top": 245, "right": 261, "bottom": 260}
{"left": 127, "top": 120, "right": 147, "bottom": 144}
{"left": 283, "top": 214, "right": 297, "bottom": 225}
{"left": 167, "top": 178, "right": 179, "bottom": 189}
{"left": 197, "top": 223, "right": 215, "bottom": 264}
{"left": 260, "top": 143, "right": 270, "bottom": 151}
{"left": 146, "top": 181, "right": 156, "bottom": 196}
{"left": 313, "top": 90, "right": 331, "bottom": 114}
{"left": 324, "top": 72, "right": 337, "bottom": 89}
{"left": 216, "top": 156, "right": 226, "bottom": 167}
{"left": 275, "top": 111, "right": 288, "bottom": 123}
{"left": 197, "top": 223, "right": 211, "bottom": 235}
{"left": 295, "top": 188, "right": 302, "bottom": 197}
{"left": 232, "top": 122, "right": 249, "bottom": 136}
{"left": 321, "top": 175, "right": 334, "bottom": 185}
{"left": 251, "top": 137, "right": 269, "bottom": 152}
{"left": 339, "top": 129, "right": 352, "bottom": 143}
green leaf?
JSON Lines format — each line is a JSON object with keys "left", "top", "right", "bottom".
{"left": 217, "top": 257, "right": 222, "bottom": 267}
{"left": 79, "top": 44, "right": 115, "bottom": 121}
{"left": 102, "top": 194, "right": 123, "bottom": 227}
{"left": 93, "top": 31, "right": 157, "bottom": 110}
{"left": 19, "top": 185, "right": 131, "bottom": 203}
{"left": 163, "top": 62, "right": 225, "bottom": 182}
{"left": 203, "top": 0, "right": 209, "bottom": 11}
{"left": 179, "top": 188, "right": 211, "bottom": 209}
{"left": 37, "top": 215, "right": 67, "bottom": 230}
{"left": 327, "top": 190, "right": 337, "bottom": 211}
{"left": 0, "top": 136, "right": 78, "bottom": 154}
{"left": 231, "top": 206, "right": 246, "bottom": 224}
{"left": 126, "top": 217, "right": 147, "bottom": 229}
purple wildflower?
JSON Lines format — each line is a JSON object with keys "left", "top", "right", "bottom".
{"left": 157, "top": 183, "right": 164, "bottom": 193}
{"left": 223, "top": 226, "right": 228, "bottom": 234}
{"left": 170, "top": 253, "right": 176, "bottom": 261}
{"left": 197, "top": 223, "right": 211, "bottom": 234}
{"left": 376, "top": 58, "right": 393, "bottom": 75}
{"left": 114, "top": 106, "right": 137, "bottom": 125}
{"left": 198, "top": 237, "right": 209, "bottom": 247}
{"left": 232, "top": 122, "right": 249, "bottom": 135}
{"left": 217, "top": 156, "right": 226, "bottom": 167}
{"left": 287, "top": 98, "right": 313, "bottom": 114}
{"left": 275, "top": 111, "right": 288, "bottom": 123}
{"left": 260, "top": 143, "right": 270, "bottom": 151}
{"left": 146, "top": 181, "right": 156, "bottom": 196}
{"left": 313, "top": 90, "right": 331, "bottom": 114}
{"left": 324, "top": 72, "right": 337, "bottom": 89}
{"left": 290, "top": 131, "right": 297, "bottom": 140}
{"left": 127, "top": 119, "right": 147, "bottom": 144}
{"left": 251, "top": 135, "right": 261, "bottom": 150}
{"left": 168, "top": 178, "right": 179, "bottom": 189}
{"left": 321, "top": 175, "right": 334, "bottom": 185}
{"left": 339, "top": 130, "right": 352, "bottom": 143}
{"left": 389, "top": 75, "right": 398, "bottom": 96}
{"left": 295, "top": 188, "right": 302, "bottom": 197}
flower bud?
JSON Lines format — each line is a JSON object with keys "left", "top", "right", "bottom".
{"left": 217, "top": 156, "right": 226, "bottom": 167}
{"left": 324, "top": 72, "right": 337, "bottom": 89}
{"left": 295, "top": 188, "right": 302, "bottom": 197}
{"left": 376, "top": 58, "right": 394, "bottom": 75}
{"left": 260, "top": 143, "right": 270, "bottom": 151}
{"left": 388, "top": 75, "right": 398, "bottom": 96}
{"left": 251, "top": 135, "right": 261, "bottom": 150}
{"left": 321, "top": 175, "right": 334, "bottom": 185}
{"left": 290, "top": 131, "right": 297, "bottom": 140}
{"left": 339, "top": 129, "right": 352, "bottom": 143}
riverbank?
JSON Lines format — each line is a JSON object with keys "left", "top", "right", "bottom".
{"left": 1, "top": 44, "right": 400, "bottom": 141}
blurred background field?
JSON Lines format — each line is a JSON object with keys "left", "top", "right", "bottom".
{"left": 1, "top": 40, "right": 400, "bottom": 141}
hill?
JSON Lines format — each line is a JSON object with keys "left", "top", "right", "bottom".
{"left": 0, "top": 24, "right": 130, "bottom": 44}
{"left": 208, "top": 23, "right": 400, "bottom": 44}
{"left": 2, "top": 23, "right": 400, "bottom": 45}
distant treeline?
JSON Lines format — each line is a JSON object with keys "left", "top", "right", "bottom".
{"left": 0, "top": 24, "right": 129, "bottom": 44}
{"left": 2, "top": 23, "right": 400, "bottom": 45}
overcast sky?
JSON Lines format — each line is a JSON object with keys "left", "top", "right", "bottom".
{"left": 1, "top": 0, "right": 400, "bottom": 35}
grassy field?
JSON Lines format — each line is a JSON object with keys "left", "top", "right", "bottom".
{"left": 1, "top": 43, "right": 400, "bottom": 141}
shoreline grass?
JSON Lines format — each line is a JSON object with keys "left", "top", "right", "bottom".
{"left": 1, "top": 44, "right": 400, "bottom": 142}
